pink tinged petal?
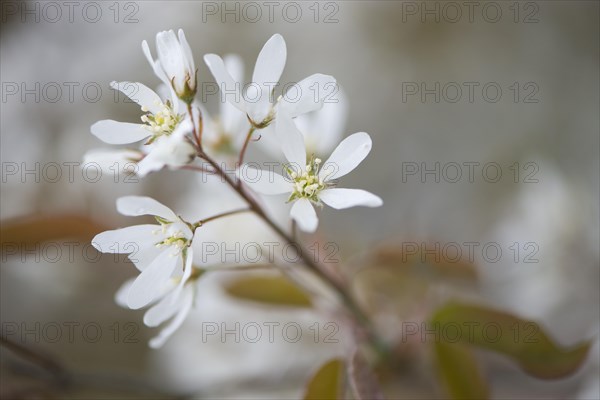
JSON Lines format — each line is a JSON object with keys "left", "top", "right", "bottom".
{"left": 290, "top": 198, "right": 319, "bottom": 232}
{"left": 320, "top": 132, "right": 372, "bottom": 181}
{"left": 116, "top": 196, "right": 178, "bottom": 221}
{"left": 90, "top": 120, "right": 149, "bottom": 145}
{"left": 92, "top": 224, "right": 157, "bottom": 254}
{"left": 252, "top": 33, "right": 286, "bottom": 88}
{"left": 278, "top": 74, "right": 337, "bottom": 118}
{"left": 319, "top": 188, "right": 383, "bottom": 210}
{"left": 148, "top": 286, "right": 194, "bottom": 348}
{"left": 276, "top": 112, "right": 307, "bottom": 171}
{"left": 204, "top": 54, "right": 245, "bottom": 113}
{"left": 110, "top": 81, "right": 163, "bottom": 114}
{"left": 237, "top": 166, "right": 290, "bottom": 195}
{"left": 126, "top": 249, "right": 180, "bottom": 309}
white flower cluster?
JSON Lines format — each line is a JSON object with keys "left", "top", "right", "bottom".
{"left": 90, "top": 30, "right": 382, "bottom": 347}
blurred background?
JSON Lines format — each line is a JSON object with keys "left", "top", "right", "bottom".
{"left": 1, "top": 1, "right": 598, "bottom": 398}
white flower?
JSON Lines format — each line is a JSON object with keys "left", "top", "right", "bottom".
{"left": 142, "top": 29, "right": 196, "bottom": 102}
{"left": 261, "top": 87, "right": 348, "bottom": 160}
{"left": 202, "top": 54, "right": 251, "bottom": 161}
{"left": 92, "top": 196, "right": 195, "bottom": 309}
{"left": 115, "top": 274, "right": 196, "bottom": 349}
{"left": 136, "top": 120, "right": 196, "bottom": 176}
{"left": 90, "top": 81, "right": 195, "bottom": 176}
{"left": 82, "top": 148, "right": 143, "bottom": 174}
{"left": 296, "top": 87, "right": 348, "bottom": 157}
{"left": 204, "top": 34, "right": 336, "bottom": 128}
{"left": 239, "top": 113, "right": 383, "bottom": 232}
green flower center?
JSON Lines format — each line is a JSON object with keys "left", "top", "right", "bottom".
{"left": 288, "top": 156, "right": 326, "bottom": 203}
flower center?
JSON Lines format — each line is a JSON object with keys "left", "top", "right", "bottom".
{"left": 141, "top": 100, "right": 183, "bottom": 143}
{"left": 153, "top": 218, "right": 191, "bottom": 253}
{"left": 288, "top": 157, "right": 326, "bottom": 203}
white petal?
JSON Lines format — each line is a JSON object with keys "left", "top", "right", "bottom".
{"left": 170, "top": 248, "right": 193, "bottom": 303}
{"left": 142, "top": 41, "right": 167, "bottom": 84}
{"left": 128, "top": 243, "right": 164, "bottom": 272}
{"left": 301, "top": 87, "right": 348, "bottom": 156}
{"left": 252, "top": 34, "right": 286, "bottom": 88}
{"left": 221, "top": 54, "right": 247, "bottom": 135}
{"left": 110, "top": 81, "right": 163, "bottom": 114}
{"left": 116, "top": 196, "right": 178, "bottom": 221}
{"left": 143, "top": 284, "right": 185, "bottom": 327}
{"left": 290, "top": 198, "right": 319, "bottom": 232}
{"left": 245, "top": 83, "right": 273, "bottom": 124}
{"left": 156, "top": 30, "right": 185, "bottom": 91}
{"left": 279, "top": 74, "right": 337, "bottom": 118}
{"left": 148, "top": 286, "right": 194, "bottom": 348}
{"left": 204, "top": 54, "right": 245, "bottom": 113}
{"left": 276, "top": 112, "right": 306, "bottom": 171}
{"left": 92, "top": 225, "right": 157, "bottom": 254}
{"left": 83, "top": 148, "right": 142, "bottom": 173}
{"left": 320, "top": 132, "right": 372, "bottom": 181}
{"left": 138, "top": 123, "right": 195, "bottom": 177}
{"left": 178, "top": 29, "right": 195, "bottom": 82}
{"left": 90, "top": 120, "right": 149, "bottom": 145}
{"left": 115, "top": 278, "right": 136, "bottom": 308}
{"left": 238, "top": 166, "right": 290, "bottom": 195}
{"left": 319, "top": 188, "right": 383, "bottom": 209}
{"left": 127, "top": 249, "right": 180, "bottom": 309}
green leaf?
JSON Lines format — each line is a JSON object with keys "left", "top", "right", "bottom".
{"left": 434, "top": 341, "right": 489, "bottom": 400}
{"left": 304, "top": 358, "right": 345, "bottom": 400}
{"left": 224, "top": 274, "right": 312, "bottom": 308}
{"left": 431, "top": 302, "right": 592, "bottom": 380}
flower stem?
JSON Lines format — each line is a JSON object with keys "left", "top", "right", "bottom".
{"left": 195, "top": 208, "right": 251, "bottom": 227}
{"left": 237, "top": 126, "right": 256, "bottom": 175}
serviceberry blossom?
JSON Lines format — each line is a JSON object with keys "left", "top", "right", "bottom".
{"left": 239, "top": 113, "right": 383, "bottom": 232}
{"left": 143, "top": 29, "right": 197, "bottom": 103}
{"left": 204, "top": 34, "right": 336, "bottom": 129}
{"left": 202, "top": 54, "right": 251, "bottom": 160}
{"left": 82, "top": 148, "right": 143, "bottom": 174}
{"left": 115, "top": 270, "right": 198, "bottom": 348}
{"left": 92, "top": 196, "right": 196, "bottom": 310}
{"left": 90, "top": 81, "right": 195, "bottom": 176}
{"left": 262, "top": 87, "right": 348, "bottom": 160}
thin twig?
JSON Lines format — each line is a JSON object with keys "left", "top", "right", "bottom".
{"left": 196, "top": 150, "right": 387, "bottom": 357}
{"left": 198, "top": 208, "right": 251, "bottom": 226}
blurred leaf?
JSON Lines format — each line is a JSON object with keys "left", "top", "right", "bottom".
{"left": 1, "top": 214, "right": 106, "bottom": 253}
{"left": 224, "top": 274, "right": 312, "bottom": 307}
{"left": 373, "top": 242, "right": 478, "bottom": 281}
{"left": 304, "top": 358, "right": 345, "bottom": 400}
{"left": 434, "top": 341, "right": 489, "bottom": 400}
{"left": 348, "top": 351, "right": 385, "bottom": 400}
{"left": 431, "top": 302, "right": 592, "bottom": 379}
